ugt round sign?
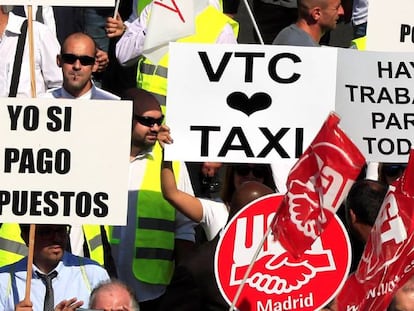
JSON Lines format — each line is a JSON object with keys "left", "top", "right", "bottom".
{"left": 215, "top": 194, "right": 351, "bottom": 311}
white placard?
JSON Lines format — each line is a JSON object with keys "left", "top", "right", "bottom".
{"left": 366, "top": 0, "right": 414, "bottom": 51}
{"left": 2, "top": 0, "right": 114, "bottom": 6}
{"left": 165, "top": 43, "right": 337, "bottom": 164}
{"left": 336, "top": 48, "right": 413, "bottom": 163}
{"left": 0, "top": 98, "right": 131, "bottom": 225}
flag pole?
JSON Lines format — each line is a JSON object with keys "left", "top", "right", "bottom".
{"left": 241, "top": 0, "right": 264, "bottom": 45}
{"left": 229, "top": 226, "right": 272, "bottom": 311}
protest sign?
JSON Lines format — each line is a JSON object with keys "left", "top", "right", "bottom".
{"left": 336, "top": 48, "right": 414, "bottom": 163}
{"left": 166, "top": 43, "right": 414, "bottom": 168}
{"left": 165, "top": 43, "right": 337, "bottom": 164}
{"left": 1, "top": 0, "right": 114, "bottom": 6}
{"left": 0, "top": 98, "right": 131, "bottom": 225}
{"left": 215, "top": 194, "right": 351, "bottom": 311}
{"left": 366, "top": 0, "right": 414, "bottom": 51}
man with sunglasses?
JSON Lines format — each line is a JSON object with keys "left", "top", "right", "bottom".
{"left": 44, "top": 32, "right": 119, "bottom": 100}
{"left": 108, "top": 87, "right": 195, "bottom": 311}
{"left": 12, "top": 32, "right": 120, "bottom": 275}
{"left": 0, "top": 224, "right": 110, "bottom": 311}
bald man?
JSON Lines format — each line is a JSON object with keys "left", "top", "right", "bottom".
{"left": 90, "top": 279, "right": 140, "bottom": 311}
{"left": 44, "top": 32, "right": 118, "bottom": 99}
{"left": 273, "top": 0, "right": 344, "bottom": 46}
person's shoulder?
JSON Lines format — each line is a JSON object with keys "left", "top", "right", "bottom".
{"left": 6, "top": 12, "right": 26, "bottom": 34}
{"left": 39, "top": 88, "right": 62, "bottom": 98}
{"left": 0, "top": 257, "right": 27, "bottom": 274}
{"left": 61, "top": 252, "right": 105, "bottom": 268}
{"left": 92, "top": 86, "right": 120, "bottom": 100}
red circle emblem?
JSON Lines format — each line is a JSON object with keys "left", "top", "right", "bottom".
{"left": 215, "top": 194, "right": 351, "bottom": 311}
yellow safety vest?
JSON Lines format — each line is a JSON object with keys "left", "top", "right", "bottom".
{"left": 137, "top": 5, "right": 239, "bottom": 106}
{"left": 0, "top": 224, "right": 106, "bottom": 267}
{"left": 351, "top": 36, "right": 366, "bottom": 50}
{"left": 110, "top": 143, "right": 181, "bottom": 285}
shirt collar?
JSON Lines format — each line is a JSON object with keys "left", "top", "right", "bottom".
{"left": 62, "top": 83, "right": 94, "bottom": 99}
{"left": 5, "top": 13, "right": 26, "bottom": 35}
{"left": 131, "top": 147, "right": 154, "bottom": 162}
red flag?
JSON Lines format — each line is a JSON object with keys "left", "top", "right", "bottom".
{"left": 337, "top": 149, "right": 414, "bottom": 311}
{"left": 271, "top": 112, "right": 365, "bottom": 258}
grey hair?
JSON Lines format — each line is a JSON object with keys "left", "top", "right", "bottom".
{"left": 1, "top": 5, "right": 14, "bottom": 13}
{"left": 89, "top": 279, "right": 140, "bottom": 311}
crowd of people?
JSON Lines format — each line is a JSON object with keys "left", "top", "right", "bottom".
{"left": 0, "top": 0, "right": 410, "bottom": 310}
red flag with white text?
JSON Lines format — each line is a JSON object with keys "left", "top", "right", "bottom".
{"left": 271, "top": 112, "right": 366, "bottom": 258}
{"left": 337, "top": 148, "right": 414, "bottom": 311}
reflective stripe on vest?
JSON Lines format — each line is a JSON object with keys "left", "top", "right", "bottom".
{"left": 0, "top": 224, "right": 27, "bottom": 267}
{"left": 133, "top": 143, "right": 181, "bottom": 284}
{"left": 83, "top": 225, "right": 106, "bottom": 266}
{"left": 137, "top": 5, "right": 239, "bottom": 102}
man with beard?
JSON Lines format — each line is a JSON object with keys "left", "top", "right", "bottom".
{"left": 44, "top": 32, "right": 117, "bottom": 99}
{"left": 109, "top": 88, "right": 195, "bottom": 311}
{"left": 0, "top": 224, "right": 109, "bottom": 311}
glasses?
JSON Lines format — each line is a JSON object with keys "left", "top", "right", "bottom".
{"left": 234, "top": 165, "right": 267, "bottom": 179}
{"left": 133, "top": 115, "right": 164, "bottom": 127}
{"left": 61, "top": 53, "right": 96, "bottom": 66}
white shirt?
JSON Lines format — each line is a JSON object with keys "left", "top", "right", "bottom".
{"left": 111, "top": 149, "right": 196, "bottom": 302}
{"left": 199, "top": 198, "right": 229, "bottom": 240}
{"left": 116, "top": 0, "right": 237, "bottom": 66}
{"left": 22, "top": 6, "right": 57, "bottom": 36}
{"left": 0, "top": 13, "right": 62, "bottom": 97}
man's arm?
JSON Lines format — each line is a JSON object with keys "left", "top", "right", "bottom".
{"left": 115, "top": 4, "right": 149, "bottom": 66}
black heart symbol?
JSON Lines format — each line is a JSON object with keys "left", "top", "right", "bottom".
{"left": 226, "top": 92, "right": 272, "bottom": 116}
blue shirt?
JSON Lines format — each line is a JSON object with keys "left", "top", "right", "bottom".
{"left": 0, "top": 252, "right": 110, "bottom": 311}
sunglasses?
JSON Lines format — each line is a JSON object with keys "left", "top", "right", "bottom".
{"left": 61, "top": 53, "right": 96, "bottom": 66}
{"left": 133, "top": 115, "right": 164, "bottom": 127}
{"left": 234, "top": 165, "right": 267, "bottom": 179}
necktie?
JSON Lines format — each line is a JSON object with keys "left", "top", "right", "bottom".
{"left": 36, "top": 271, "right": 58, "bottom": 311}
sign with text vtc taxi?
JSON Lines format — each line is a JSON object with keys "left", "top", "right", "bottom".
{"left": 165, "top": 43, "right": 337, "bottom": 164}
{"left": 215, "top": 194, "right": 351, "bottom": 311}
{"left": 166, "top": 43, "right": 414, "bottom": 166}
